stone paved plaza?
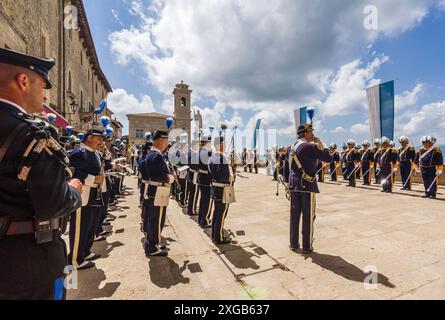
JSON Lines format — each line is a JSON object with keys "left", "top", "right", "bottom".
{"left": 67, "top": 170, "right": 445, "bottom": 300}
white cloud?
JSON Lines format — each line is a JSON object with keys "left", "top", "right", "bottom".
{"left": 331, "top": 126, "right": 346, "bottom": 133}
{"left": 397, "top": 101, "right": 445, "bottom": 144}
{"left": 320, "top": 55, "right": 389, "bottom": 117}
{"left": 351, "top": 122, "right": 370, "bottom": 135}
{"left": 107, "top": 88, "right": 155, "bottom": 135}
{"left": 108, "top": 0, "right": 442, "bottom": 139}
{"left": 395, "top": 83, "right": 424, "bottom": 111}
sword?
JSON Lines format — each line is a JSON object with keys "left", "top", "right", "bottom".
{"left": 346, "top": 164, "right": 361, "bottom": 180}
{"left": 316, "top": 163, "right": 328, "bottom": 176}
{"left": 362, "top": 166, "right": 372, "bottom": 178}
{"left": 402, "top": 168, "right": 415, "bottom": 189}
{"left": 427, "top": 174, "right": 440, "bottom": 193}
{"left": 330, "top": 164, "right": 341, "bottom": 177}
{"left": 381, "top": 170, "right": 397, "bottom": 185}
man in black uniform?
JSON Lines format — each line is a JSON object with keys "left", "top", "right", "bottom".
{"left": 414, "top": 136, "right": 443, "bottom": 198}
{"left": 373, "top": 139, "right": 382, "bottom": 184}
{"left": 397, "top": 136, "right": 416, "bottom": 190}
{"left": 209, "top": 136, "right": 234, "bottom": 244}
{"left": 328, "top": 143, "right": 340, "bottom": 182}
{"left": 142, "top": 131, "right": 175, "bottom": 256}
{"left": 377, "top": 137, "right": 398, "bottom": 193}
{"left": 345, "top": 140, "right": 360, "bottom": 187}
{"left": 360, "top": 140, "right": 374, "bottom": 186}
{"left": 0, "top": 48, "right": 82, "bottom": 299}
{"left": 68, "top": 128, "right": 106, "bottom": 270}
{"left": 198, "top": 136, "right": 213, "bottom": 228}
{"left": 284, "top": 124, "right": 332, "bottom": 254}
{"left": 187, "top": 139, "right": 200, "bottom": 216}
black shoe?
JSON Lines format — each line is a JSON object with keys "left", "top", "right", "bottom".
{"left": 430, "top": 195, "right": 437, "bottom": 199}
{"left": 213, "top": 239, "right": 231, "bottom": 245}
{"left": 199, "top": 224, "right": 212, "bottom": 229}
{"left": 289, "top": 245, "right": 299, "bottom": 252}
{"left": 159, "top": 244, "right": 167, "bottom": 250}
{"left": 301, "top": 249, "right": 313, "bottom": 255}
{"left": 102, "top": 221, "right": 111, "bottom": 226}
{"left": 145, "top": 248, "right": 168, "bottom": 257}
{"left": 422, "top": 195, "right": 429, "bottom": 198}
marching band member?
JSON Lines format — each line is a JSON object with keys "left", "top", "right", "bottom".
{"left": 397, "top": 136, "right": 416, "bottom": 191}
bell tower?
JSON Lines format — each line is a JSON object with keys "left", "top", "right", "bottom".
{"left": 173, "top": 81, "right": 192, "bottom": 144}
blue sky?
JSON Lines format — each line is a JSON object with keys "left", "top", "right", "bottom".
{"left": 83, "top": 0, "right": 445, "bottom": 151}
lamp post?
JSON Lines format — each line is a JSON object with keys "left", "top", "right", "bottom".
{"left": 70, "top": 100, "right": 78, "bottom": 114}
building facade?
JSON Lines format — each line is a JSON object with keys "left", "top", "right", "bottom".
{"left": 127, "top": 82, "right": 193, "bottom": 145}
{"left": 0, "top": 0, "right": 115, "bottom": 134}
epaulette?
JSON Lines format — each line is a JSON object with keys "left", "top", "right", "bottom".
{"left": 392, "top": 149, "right": 397, "bottom": 153}
{"left": 435, "top": 146, "right": 442, "bottom": 153}
{"left": 410, "top": 146, "right": 415, "bottom": 150}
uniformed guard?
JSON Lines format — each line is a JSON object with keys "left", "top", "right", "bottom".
{"left": 414, "top": 136, "right": 443, "bottom": 198}
{"left": 377, "top": 137, "right": 398, "bottom": 193}
{"left": 208, "top": 136, "right": 235, "bottom": 244}
{"left": 355, "top": 145, "right": 362, "bottom": 180}
{"left": 284, "top": 124, "right": 332, "bottom": 254}
{"left": 177, "top": 143, "right": 190, "bottom": 208}
{"left": 68, "top": 128, "right": 107, "bottom": 270}
{"left": 142, "top": 131, "right": 175, "bottom": 256}
{"left": 0, "top": 48, "right": 82, "bottom": 299}
{"left": 397, "top": 136, "right": 416, "bottom": 190}
{"left": 345, "top": 140, "right": 360, "bottom": 187}
{"left": 328, "top": 144, "right": 340, "bottom": 182}
{"left": 187, "top": 139, "right": 200, "bottom": 216}
{"left": 198, "top": 135, "right": 214, "bottom": 228}
{"left": 360, "top": 140, "right": 374, "bottom": 186}
{"left": 373, "top": 139, "right": 382, "bottom": 184}
{"left": 340, "top": 143, "right": 348, "bottom": 180}
{"left": 241, "top": 148, "right": 247, "bottom": 172}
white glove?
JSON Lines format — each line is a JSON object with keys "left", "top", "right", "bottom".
{"left": 392, "top": 168, "right": 398, "bottom": 173}
{"left": 436, "top": 170, "right": 443, "bottom": 176}
{"left": 415, "top": 168, "right": 421, "bottom": 174}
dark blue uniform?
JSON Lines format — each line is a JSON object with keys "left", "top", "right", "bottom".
{"left": 68, "top": 144, "right": 105, "bottom": 268}
{"left": 378, "top": 147, "right": 398, "bottom": 192}
{"left": 414, "top": 147, "right": 443, "bottom": 197}
{"left": 360, "top": 148, "right": 375, "bottom": 185}
{"left": 373, "top": 148, "right": 382, "bottom": 184}
{"left": 345, "top": 148, "right": 360, "bottom": 187}
{"left": 0, "top": 100, "right": 81, "bottom": 299}
{"left": 187, "top": 149, "right": 200, "bottom": 215}
{"left": 177, "top": 149, "right": 189, "bottom": 207}
{"left": 398, "top": 146, "right": 416, "bottom": 190}
{"left": 142, "top": 148, "right": 172, "bottom": 254}
{"left": 284, "top": 140, "right": 332, "bottom": 251}
{"left": 208, "top": 152, "right": 232, "bottom": 243}
{"left": 340, "top": 150, "right": 348, "bottom": 180}
{"left": 329, "top": 150, "right": 340, "bottom": 181}
{"left": 198, "top": 148, "right": 213, "bottom": 227}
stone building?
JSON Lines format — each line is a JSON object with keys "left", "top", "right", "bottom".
{"left": 0, "top": 0, "right": 115, "bottom": 133}
{"left": 127, "top": 82, "right": 193, "bottom": 145}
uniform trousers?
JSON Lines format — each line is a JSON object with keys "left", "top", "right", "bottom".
{"left": 290, "top": 191, "right": 316, "bottom": 251}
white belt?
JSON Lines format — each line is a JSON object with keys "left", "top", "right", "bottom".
{"left": 212, "top": 182, "right": 231, "bottom": 188}
{"left": 199, "top": 170, "right": 209, "bottom": 174}
{"left": 189, "top": 169, "right": 198, "bottom": 173}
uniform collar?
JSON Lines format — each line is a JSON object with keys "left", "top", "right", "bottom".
{"left": 0, "top": 98, "right": 29, "bottom": 115}
{"left": 81, "top": 143, "right": 96, "bottom": 152}
{"left": 151, "top": 147, "right": 163, "bottom": 154}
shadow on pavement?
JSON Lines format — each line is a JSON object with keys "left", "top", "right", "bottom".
{"left": 68, "top": 266, "right": 121, "bottom": 300}
{"left": 306, "top": 252, "right": 395, "bottom": 288}
{"left": 147, "top": 258, "right": 190, "bottom": 289}
{"left": 218, "top": 243, "right": 261, "bottom": 270}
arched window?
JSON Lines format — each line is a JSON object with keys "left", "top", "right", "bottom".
{"left": 180, "top": 97, "right": 186, "bottom": 107}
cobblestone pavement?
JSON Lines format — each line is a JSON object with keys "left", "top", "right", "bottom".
{"left": 67, "top": 170, "right": 445, "bottom": 300}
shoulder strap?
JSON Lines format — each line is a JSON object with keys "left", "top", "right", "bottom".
{"left": 0, "top": 121, "right": 27, "bottom": 163}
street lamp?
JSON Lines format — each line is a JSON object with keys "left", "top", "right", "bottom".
{"left": 70, "top": 100, "right": 78, "bottom": 114}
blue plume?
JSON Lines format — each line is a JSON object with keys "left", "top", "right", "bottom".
{"left": 145, "top": 132, "right": 152, "bottom": 141}
{"left": 307, "top": 108, "right": 315, "bottom": 121}
{"left": 93, "top": 100, "right": 107, "bottom": 115}
{"left": 77, "top": 133, "right": 85, "bottom": 141}
{"left": 166, "top": 117, "right": 174, "bottom": 129}
{"left": 104, "top": 126, "right": 114, "bottom": 136}
{"left": 47, "top": 113, "right": 57, "bottom": 124}
{"left": 65, "top": 126, "right": 73, "bottom": 135}
{"left": 100, "top": 116, "right": 111, "bottom": 127}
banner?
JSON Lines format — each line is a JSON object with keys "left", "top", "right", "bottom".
{"left": 366, "top": 81, "right": 394, "bottom": 141}
{"left": 293, "top": 107, "right": 307, "bottom": 138}
{"left": 253, "top": 118, "right": 262, "bottom": 149}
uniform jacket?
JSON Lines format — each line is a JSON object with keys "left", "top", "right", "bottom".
{"left": 398, "top": 146, "right": 416, "bottom": 163}
{"left": 198, "top": 147, "right": 212, "bottom": 186}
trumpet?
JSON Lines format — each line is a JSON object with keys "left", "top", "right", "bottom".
{"left": 313, "top": 136, "right": 326, "bottom": 151}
